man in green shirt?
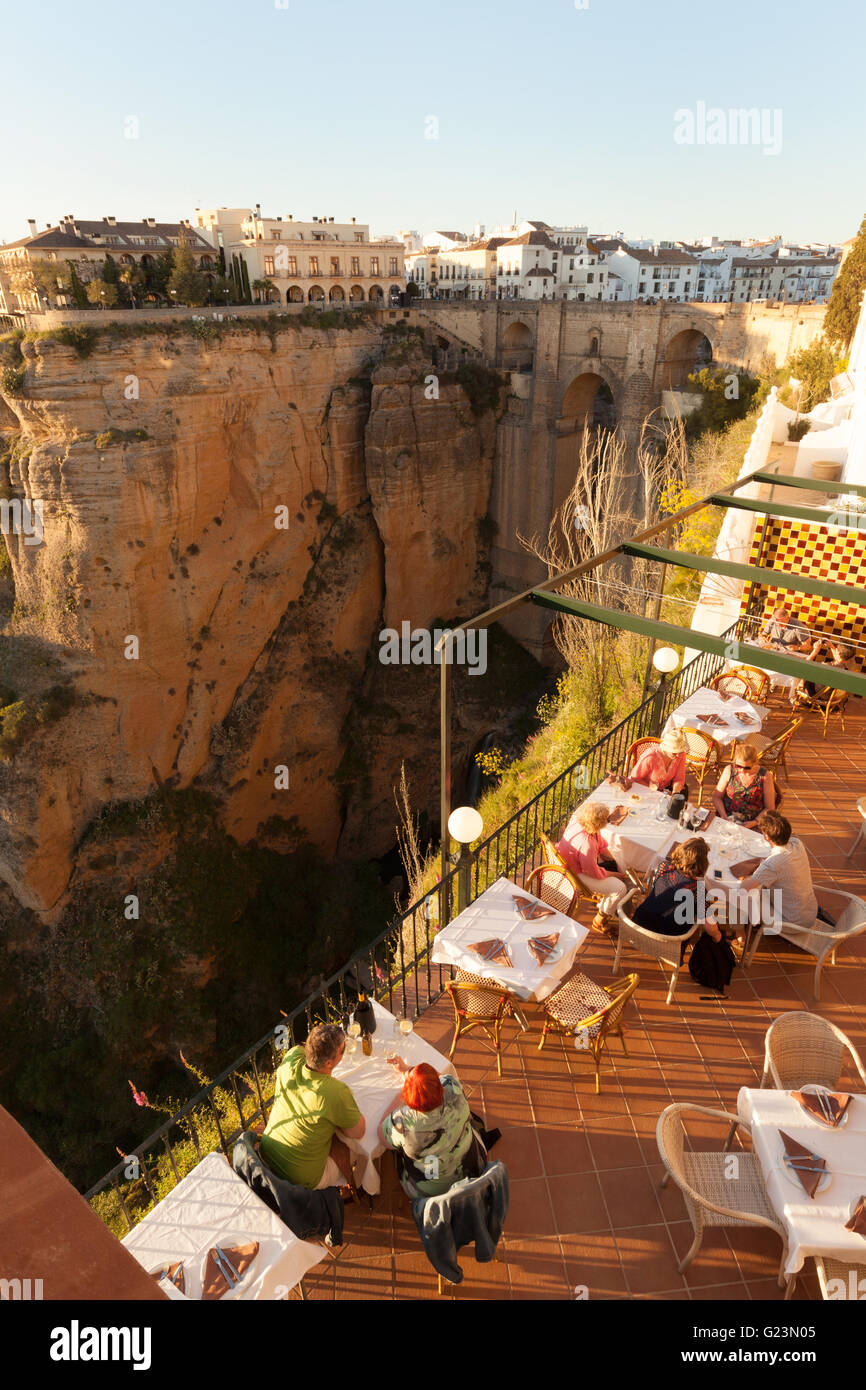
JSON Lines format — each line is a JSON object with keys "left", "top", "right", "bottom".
{"left": 261, "top": 1023, "right": 365, "bottom": 1189}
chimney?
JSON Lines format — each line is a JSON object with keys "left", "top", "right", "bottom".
{"left": 329, "top": 217, "right": 334, "bottom": 223}
{"left": 104, "top": 216, "right": 117, "bottom": 227}
{"left": 27, "top": 218, "right": 37, "bottom": 237}
{"left": 351, "top": 217, "right": 355, "bottom": 224}
{"left": 286, "top": 214, "right": 293, "bottom": 221}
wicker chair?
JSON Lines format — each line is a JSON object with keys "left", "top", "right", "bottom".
{"left": 524, "top": 862, "right": 581, "bottom": 919}
{"left": 710, "top": 672, "right": 751, "bottom": 699}
{"left": 746, "top": 716, "right": 802, "bottom": 782}
{"left": 813, "top": 1255, "right": 866, "bottom": 1301}
{"left": 680, "top": 727, "right": 722, "bottom": 807}
{"left": 846, "top": 795, "right": 866, "bottom": 860}
{"left": 623, "top": 735, "right": 660, "bottom": 773}
{"left": 656, "top": 1103, "right": 790, "bottom": 1287}
{"left": 614, "top": 888, "right": 698, "bottom": 1005}
{"left": 760, "top": 1010, "right": 866, "bottom": 1091}
{"left": 538, "top": 971, "right": 638, "bottom": 1092}
{"left": 744, "top": 886, "right": 866, "bottom": 999}
{"left": 794, "top": 684, "right": 848, "bottom": 738}
{"left": 729, "top": 665, "right": 771, "bottom": 702}
{"left": 445, "top": 972, "right": 525, "bottom": 1078}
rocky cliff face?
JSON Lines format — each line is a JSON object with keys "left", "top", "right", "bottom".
{"left": 0, "top": 320, "right": 507, "bottom": 919}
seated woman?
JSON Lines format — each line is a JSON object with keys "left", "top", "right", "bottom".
{"left": 625, "top": 729, "right": 687, "bottom": 793}
{"left": 556, "top": 801, "right": 629, "bottom": 933}
{"left": 378, "top": 1062, "right": 485, "bottom": 1198}
{"left": 632, "top": 838, "right": 720, "bottom": 942}
{"left": 792, "top": 639, "right": 856, "bottom": 704}
{"left": 712, "top": 742, "right": 776, "bottom": 829}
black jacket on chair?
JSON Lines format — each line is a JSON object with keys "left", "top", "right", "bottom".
{"left": 411, "top": 1160, "right": 509, "bottom": 1284}
{"left": 232, "top": 1131, "right": 344, "bottom": 1246}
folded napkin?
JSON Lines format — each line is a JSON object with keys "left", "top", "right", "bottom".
{"left": 512, "top": 895, "right": 556, "bottom": 922}
{"left": 736, "top": 714, "right": 757, "bottom": 727}
{"left": 607, "top": 804, "right": 629, "bottom": 827}
{"left": 845, "top": 1196, "right": 866, "bottom": 1238}
{"left": 150, "top": 1261, "right": 185, "bottom": 1294}
{"left": 717, "top": 692, "right": 732, "bottom": 703}
{"left": 779, "top": 1130, "right": 827, "bottom": 1198}
{"left": 527, "top": 932, "right": 560, "bottom": 966}
{"left": 702, "top": 713, "right": 729, "bottom": 727}
{"left": 202, "top": 1241, "right": 258, "bottom": 1300}
{"left": 467, "top": 938, "right": 513, "bottom": 968}
{"left": 792, "top": 1090, "right": 852, "bottom": 1128}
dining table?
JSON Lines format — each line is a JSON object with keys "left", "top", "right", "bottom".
{"left": 429, "top": 874, "right": 588, "bottom": 1002}
{"left": 121, "top": 1150, "right": 327, "bottom": 1300}
{"left": 578, "top": 778, "right": 684, "bottom": 875}
{"left": 664, "top": 685, "right": 769, "bottom": 747}
{"left": 333, "top": 998, "right": 457, "bottom": 1195}
{"left": 738, "top": 1086, "right": 866, "bottom": 1277}
{"left": 645, "top": 807, "right": 773, "bottom": 933}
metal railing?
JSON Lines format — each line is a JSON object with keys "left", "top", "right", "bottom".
{"left": 86, "top": 619, "right": 740, "bottom": 1230}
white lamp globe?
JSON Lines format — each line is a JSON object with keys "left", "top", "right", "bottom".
{"left": 652, "top": 646, "right": 680, "bottom": 675}
{"left": 448, "top": 806, "right": 483, "bottom": 845}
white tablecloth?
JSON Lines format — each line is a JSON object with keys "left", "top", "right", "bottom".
{"left": 738, "top": 1087, "right": 866, "bottom": 1276}
{"left": 429, "top": 875, "right": 588, "bottom": 1002}
{"left": 664, "top": 686, "right": 769, "bottom": 747}
{"left": 644, "top": 813, "right": 772, "bottom": 927}
{"left": 121, "top": 1151, "right": 326, "bottom": 1299}
{"left": 580, "top": 779, "right": 681, "bottom": 873}
{"left": 333, "top": 998, "right": 456, "bottom": 1194}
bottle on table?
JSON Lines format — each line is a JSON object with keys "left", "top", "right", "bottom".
{"left": 353, "top": 987, "right": 376, "bottom": 1057}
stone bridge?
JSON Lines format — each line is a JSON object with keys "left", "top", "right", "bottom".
{"left": 400, "top": 298, "right": 825, "bottom": 657}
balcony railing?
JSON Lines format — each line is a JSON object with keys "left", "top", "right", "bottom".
{"left": 86, "top": 618, "right": 740, "bottom": 1231}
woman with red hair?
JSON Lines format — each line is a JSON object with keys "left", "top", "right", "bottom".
{"left": 378, "top": 1059, "right": 486, "bottom": 1197}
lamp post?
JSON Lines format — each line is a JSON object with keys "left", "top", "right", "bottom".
{"left": 448, "top": 806, "right": 483, "bottom": 917}
{"left": 651, "top": 646, "right": 680, "bottom": 736}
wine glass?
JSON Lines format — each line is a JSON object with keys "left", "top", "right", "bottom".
{"left": 399, "top": 1017, "right": 414, "bottom": 1039}
{"left": 346, "top": 1021, "right": 361, "bottom": 1055}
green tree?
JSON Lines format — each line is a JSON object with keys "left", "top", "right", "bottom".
{"left": 119, "top": 264, "right": 145, "bottom": 309}
{"left": 168, "top": 240, "right": 207, "bottom": 306}
{"left": 210, "top": 274, "right": 236, "bottom": 306}
{"left": 252, "top": 277, "right": 275, "bottom": 303}
{"left": 682, "top": 366, "right": 763, "bottom": 439}
{"left": 405, "top": 280, "right": 421, "bottom": 299}
{"left": 240, "top": 259, "right": 252, "bottom": 303}
{"left": 824, "top": 214, "right": 866, "bottom": 349}
{"left": 66, "top": 261, "right": 88, "bottom": 308}
{"left": 146, "top": 249, "right": 174, "bottom": 299}
{"left": 85, "top": 279, "right": 118, "bottom": 309}
{"left": 786, "top": 338, "right": 847, "bottom": 410}
{"left": 29, "top": 258, "right": 71, "bottom": 305}
{"left": 102, "top": 254, "right": 119, "bottom": 287}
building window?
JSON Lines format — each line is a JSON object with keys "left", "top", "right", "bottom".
{"left": 351, "top": 257, "right": 360, "bottom": 275}
{"left": 355, "top": 232, "right": 364, "bottom": 242}
{"left": 587, "top": 273, "right": 594, "bottom": 283}
{"left": 273, "top": 230, "right": 281, "bottom": 240}
{"left": 309, "top": 256, "right": 319, "bottom": 275}
{"left": 331, "top": 257, "right": 341, "bottom": 276}
{"left": 389, "top": 257, "right": 398, "bottom": 275}
{"left": 264, "top": 256, "right": 275, "bottom": 275}
{"left": 288, "top": 256, "right": 297, "bottom": 276}
{"left": 370, "top": 257, "right": 379, "bottom": 275}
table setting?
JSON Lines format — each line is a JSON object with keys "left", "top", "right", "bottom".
{"left": 738, "top": 1086, "right": 866, "bottom": 1275}
{"left": 580, "top": 778, "right": 686, "bottom": 874}
{"left": 664, "top": 685, "right": 769, "bottom": 747}
{"left": 333, "top": 997, "right": 456, "bottom": 1194}
{"left": 429, "top": 875, "right": 588, "bottom": 1002}
{"left": 121, "top": 1149, "right": 327, "bottom": 1300}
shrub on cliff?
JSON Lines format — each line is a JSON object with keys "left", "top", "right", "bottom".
{"left": 94, "top": 428, "right": 150, "bottom": 448}
{"left": 1, "top": 364, "right": 25, "bottom": 397}
{"left": 456, "top": 362, "right": 502, "bottom": 416}
{"left": 53, "top": 325, "right": 98, "bottom": 358}
{"left": 0, "top": 682, "right": 76, "bottom": 759}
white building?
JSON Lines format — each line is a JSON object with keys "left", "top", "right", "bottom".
{"left": 602, "top": 245, "right": 699, "bottom": 302}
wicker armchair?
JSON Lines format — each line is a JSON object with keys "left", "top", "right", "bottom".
{"left": 524, "top": 862, "right": 581, "bottom": 919}
{"left": 445, "top": 972, "right": 525, "bottom": 1078}
{"left": 623, "top": 736, "right": 660, "bottom": 773}
{"left": 656, "top": 1103, "right": 790, "bottom": 1287}
{"left": 680, "top": 727, "right": 722, "bottom": 807}
{"left": 743, "top": 886, "right": 866, "bottom": 999}
{"left": 761, "top": 1010, "right": 866, "bottom": 1091}
{"left": 813, "top": 1255, "right": 865, "bottom": 1301}
{"left": 710, "top": 672, "right": 751, "bottom": 699}
{"left": 538, "top": 971, "right": 638, "bottom": 1092}
{"left": 747, "top": 716, "right": 802, "bottom": 782}
{"left": 614, "top": 888, "right": 698, "bottom": 1005}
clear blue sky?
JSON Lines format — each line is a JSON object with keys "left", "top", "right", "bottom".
{"left": 1, "top": 0, "right": 863, "bottom": 247}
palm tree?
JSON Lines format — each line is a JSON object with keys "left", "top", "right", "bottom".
{"left": 119, "top": 265, "right": 144, "bottom": 309}
{"left": 252, "top": 277, "right": 275, "bottom": 304}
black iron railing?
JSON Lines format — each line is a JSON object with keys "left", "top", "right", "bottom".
{"left": 86, "top": 619, "right": 740, "bottom": 1232}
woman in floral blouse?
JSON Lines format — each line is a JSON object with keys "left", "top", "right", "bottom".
{"left": 712, "top": 743, "right": 776, "bottom": 829}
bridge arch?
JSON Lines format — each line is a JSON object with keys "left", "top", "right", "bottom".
{"left": 560, "top": 370, "right": 617, "bottom": 430}
{"left": 661, "top": 328, "right": 714, "bottom": 388}
{"left": 500, "top": 318, "right": 534, "bottom": 371}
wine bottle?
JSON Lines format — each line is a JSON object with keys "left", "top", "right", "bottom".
{"left": 353, "top": 987, "right": 376, "bottom": 1057}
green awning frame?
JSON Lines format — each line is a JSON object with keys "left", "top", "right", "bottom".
{"left": 528, "top": 591, "right": 866, "bottom": 699}
{"left": 621, "top": 541, "right": 866, "bottom": 608}
{"left": 755, "top": 471, "right": 866, "bottom": 500}
{"left": 709, "top": 493, "right": 866, "bottom": 529}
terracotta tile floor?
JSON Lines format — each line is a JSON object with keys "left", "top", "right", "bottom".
{"left": 308, "top": 701, "right": 866, "bottom": 1301}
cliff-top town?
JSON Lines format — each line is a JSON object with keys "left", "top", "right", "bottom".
{"left": 0, "top": 207, "right": 850, "bottom": 317}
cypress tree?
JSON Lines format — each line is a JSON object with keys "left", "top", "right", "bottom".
{"left": 824, "top": 214, "right": 866, "bottom": 349}
{"left": 240, "top": 259, "right": 252, "bottom": 303}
